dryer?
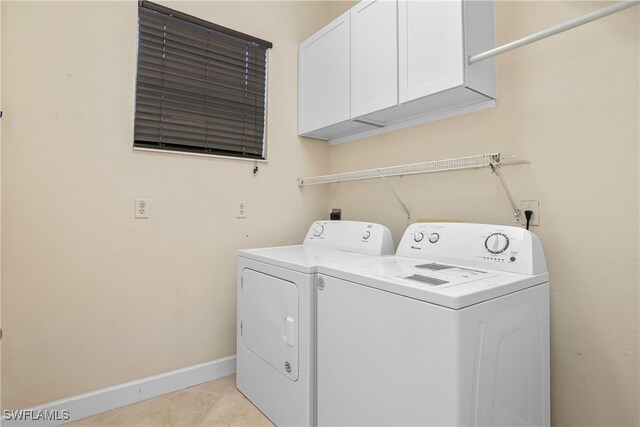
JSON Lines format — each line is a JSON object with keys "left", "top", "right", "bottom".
{"left": 236, "top": 221, "right": 394, "bottom": 426}
{"left": 315, "top": 222, "right": 549, "bottom": 426}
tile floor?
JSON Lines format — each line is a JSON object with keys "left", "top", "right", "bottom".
{"left": 66, "top": 375, "right": 273, "bottom": 426}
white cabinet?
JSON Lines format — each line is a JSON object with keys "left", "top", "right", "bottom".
{"left": 351, "top": 0, "right": 398, "bottom": 117}
{"left": 298, "top": 11, "right": 351, "bottom": 135}
{"left": 361, "top": 0, "right": 496, "bottom": 130}
{"left": 398, "top": 0, "right": 464, "bottom": 103}
{"left": 298, "top": 0, "right": 496, "bottom": 144}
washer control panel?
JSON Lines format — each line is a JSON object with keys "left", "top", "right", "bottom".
{"left": 397, "top": 223, "right": 547, "bottom": 275}
{"left": 485, "top": 232, "right": 509, "bottom": 254}
{"left": 305, "top": 221, "right": 394, "bottom": 256}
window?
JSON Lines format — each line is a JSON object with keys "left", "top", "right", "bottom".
{"left": 134, "top": 1, "right": 272, "bottom": 159}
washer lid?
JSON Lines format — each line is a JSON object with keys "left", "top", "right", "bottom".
{"left": 318, "top": 256, "right": 549, "bottom": 309}
{"left": 238, "top": 245, "right": 372, "bottom": 274}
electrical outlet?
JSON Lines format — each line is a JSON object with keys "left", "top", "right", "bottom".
{"left": 135, "top": 198, "right": 149, "bottom": 219}
{"left": 236, "top": 201, "right": 247, "bottom": 218}
{"left": 520, "top": 200, "right": 540, "bottom": 227}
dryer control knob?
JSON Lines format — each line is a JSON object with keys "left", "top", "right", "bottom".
{"left": 362, "top": 231, "right": 371, "bottom": 240}
{"left": 414, "top": 232, "right": 424, "bottom": 242}
{"left": 428, "top": 233, "right": 439, "bottom": 243}
{"left": 485, "top": 233, "right": 509, "bottom": 254}
{"left": 313, "top": 225, "right": 325, "bottom": 237}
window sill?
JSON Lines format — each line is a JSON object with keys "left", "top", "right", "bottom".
{"left": 133, "top": 147, "right": 268, "bottom": 163}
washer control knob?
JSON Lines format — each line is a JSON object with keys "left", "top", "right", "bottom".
{"left": 485, "top": 233, "right": 510, "bottom": 254}
{"left": 428, "top": 233, "right": 440, "bottom": 243}
{"left": 313, "top": 225, "right": 325, "bottom": 237}
{"left": 414, "top": 232, "right": 424, "bottom": 242}
{"left": 362, "top": 231, "right": 371, "bottom": 240}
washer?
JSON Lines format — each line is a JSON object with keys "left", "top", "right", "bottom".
{"left": 236, "top": 220, "right": 394, "bottom": 426}
{"left": 316, "top": 222, "right": 549, "bottom": 426}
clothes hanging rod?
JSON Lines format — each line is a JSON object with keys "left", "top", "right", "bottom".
{"left": 469, "top": 0, "right": 639, "bottom": 65}
{"left": 297, "top": 153, "right": 527, "bottom": 187}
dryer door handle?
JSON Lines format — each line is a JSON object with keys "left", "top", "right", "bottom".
{"left": 284, "top": 316, "right": 296, "bottom": 347}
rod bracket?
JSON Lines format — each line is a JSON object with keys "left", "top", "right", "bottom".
{"left": 490, "top": 163, "right": 522, "bottom": 222}
{"left": 380, "top": 174, "right": 412, "bottom": 224}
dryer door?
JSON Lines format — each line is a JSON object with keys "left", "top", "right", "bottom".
{"left": 241, "top": 268, "right": 299, "bottom": 381}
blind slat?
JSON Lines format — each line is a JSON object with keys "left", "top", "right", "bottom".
{"left": 135, "top": 131, "right": 264, "bottom": 151}
{"left": 135, "top": 105, "right": 266, "bottom": 127}
{"left": 137, "top": 66, "right": 267, "bottom": 96}
{"left": 139, "top": 34, "right": 267, "bottom": 71}
{"left": 136, "top": 96, "right": 265, "bottom": 119}
{"left": 136, "top": 136, "right": 265, "bottom": 153}
{"left": 135, "top": 117, "right": 266, "bottom": 138}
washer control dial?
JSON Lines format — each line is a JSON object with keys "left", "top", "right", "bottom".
{"left": 414, "top": 232, "right": 424, "bottom": 242}
{"left": 485, "top": 233, "right": 509, "bottom": 254}
{"left": 428, "top": 233, "right": 439, "bottom": 243}
{"left": 362, "top": 231, "right": 371, "bottom": 240}
{"left": 313, "top": 225, "right": 325, "bottom": 237}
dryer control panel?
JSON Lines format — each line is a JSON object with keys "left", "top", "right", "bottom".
{"left": 396, "top": 223, "right": 547, "bottom": 275}
{"left": 304, "top": 221, "right": 394, "bottom": 256}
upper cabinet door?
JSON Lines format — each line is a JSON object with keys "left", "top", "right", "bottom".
{"left": 299, "top": 11, "right": 351, "bottom": 134}
{"left": 399, "top": 0, "right": 464, "bottom": 104}
{"left": 350, "top": 0, "right": 398, "bottom": 118}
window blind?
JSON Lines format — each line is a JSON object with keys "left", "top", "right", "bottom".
{"left": 134, "top": 2, "right": 272, "bottom": 159}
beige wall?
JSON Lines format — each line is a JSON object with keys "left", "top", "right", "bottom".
{"left": 1, "top": 1, "right": 331, "bottom": 410}
{"left": 326, "top": 1, "right": 639, "bottom": 426}
{"left": 2, "top": 1, "right": 639, "bottom": 426}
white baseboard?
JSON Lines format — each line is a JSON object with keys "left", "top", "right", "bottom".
{"left": 2, "top": 356, "right": 236, "bottom": 426}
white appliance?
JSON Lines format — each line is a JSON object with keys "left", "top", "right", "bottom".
{"left": 236, "top": 220, "right": 394, "bottom": 426}
{"left": 316, "top": 222, "right": 549, "bottom": 426}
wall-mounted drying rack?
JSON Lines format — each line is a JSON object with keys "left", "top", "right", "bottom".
{"left": 297, "top": 153, "right": 528, "bottom": 222}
